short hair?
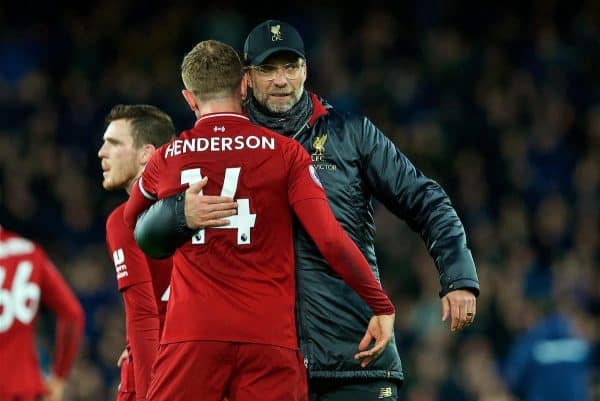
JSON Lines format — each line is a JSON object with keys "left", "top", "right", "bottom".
{"left": 181, "top": 40, "right": 242, "bottom": 102}
{"left": 105, "top": 104, "right": 176, "bottom": 148}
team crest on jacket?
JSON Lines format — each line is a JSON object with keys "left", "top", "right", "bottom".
{"left": 312, "top": 134, "right": 327, "bottom": 156}
{"left": 311, "top": 133, "right": 337, "bottom": 171}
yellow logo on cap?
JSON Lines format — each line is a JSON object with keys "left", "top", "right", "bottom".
{"left": 271, "top": 25, "right": 283, "bottom": 41}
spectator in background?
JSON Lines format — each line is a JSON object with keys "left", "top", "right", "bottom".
{"left": 98, "top": 104, "right": 176, "bottom": 401}
{"left": 132, "top": 19, "right": 479, "bottom": 400}
{"left": 0, "top": 225, "right": 84, "bottom": 401}
{"left": 502, "top": 265, "right": 592, "bottom": 401}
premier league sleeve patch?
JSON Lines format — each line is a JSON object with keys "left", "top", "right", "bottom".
{"left": 309, "top": 165, "right": 323, "bottom": 188}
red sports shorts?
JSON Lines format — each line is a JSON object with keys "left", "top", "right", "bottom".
{"left": 146, "top": 341, "right": 308, "bottom": 401}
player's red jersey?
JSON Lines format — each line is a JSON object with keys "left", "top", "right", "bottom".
{"left": 133, "top": 113, "right": 328, "bottom": 350}
{"left": 0, "top": 227, "right": 84, "bottom": 398}
{"left": 127, "top": 113, "right": 393, "bottom": 351}
{"left": 106, "top": 202, "right": 173, "bottom": 400}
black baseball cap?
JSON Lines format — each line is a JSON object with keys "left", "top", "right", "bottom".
{"left": 243, "top": 19, "right": 305, "bottom": 66}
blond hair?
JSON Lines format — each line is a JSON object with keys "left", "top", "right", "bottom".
{"left": 181, "top": 40, "right": 242, "bottom": 102}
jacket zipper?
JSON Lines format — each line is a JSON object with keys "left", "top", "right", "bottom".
{"left": 291, "top": 121, "right": 310, "bottom": 140}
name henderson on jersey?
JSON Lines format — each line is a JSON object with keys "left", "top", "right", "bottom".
{"left": 164, "top": 134, "right": 276, "bottom": 158}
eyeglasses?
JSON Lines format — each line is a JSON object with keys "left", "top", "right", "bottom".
{"left": 249, "top": 62, "right": 305, "bottom": 80}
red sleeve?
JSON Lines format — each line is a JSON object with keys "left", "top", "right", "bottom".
{"left": 38, "top": 253, "right": 85, "bottom": 379}
{"left": 123, "top": 154, "right": 161, "bottom": 229}
{"left": 106, "top": 205, "right": 153, "bottom": 290}
{"left": 293, "top": 198, "right": 395, "bottom": 315}
{"left": 122, "top": 282, "right": 160, "bottom": 401}
{"left": 124, "top": 180, "right": 155, "bottom": 230}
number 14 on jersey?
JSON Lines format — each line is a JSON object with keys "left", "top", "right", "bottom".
{"left": 181, "top": 168, "right": 256, "bottom": 245}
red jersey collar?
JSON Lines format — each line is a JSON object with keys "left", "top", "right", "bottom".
{"left": 194, "top": 112, "right": 249, "bottom": 128}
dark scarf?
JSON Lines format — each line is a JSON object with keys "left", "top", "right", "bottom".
{"left": 245, "top": 90, "right": 313, "bottom": 137}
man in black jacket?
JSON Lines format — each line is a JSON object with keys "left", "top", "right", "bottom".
{"left": 133, "top": 20, "right": 479, "bottom": 401}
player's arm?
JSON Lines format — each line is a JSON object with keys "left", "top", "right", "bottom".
{"left": 106, "top": 209, "right": 162, "bottom": 400}
{"left": 39, "top": 254, "right": 85, "bottom": 384}
{"left": 122, "top": 145, "right": 186, "bottom": 259}
{"left": 286, "top": 141, "right": 393, "bottom": 315}
{"left": 133, "top": 179, "right": 236, "bottom": 259}
{"left": 121, "top": 281, "right": 160, "bottom": 401}
{"left": 123, "top": 150, "right": 164, "bottom": 230}
{"left": 124, "top": 177, "right": 157, "bottom": 230}
{"left": 286, "top": 141, "right": 394, "bottom": 366}
{"left": 293, "top": 198, "right": 394, "bottom": 315}
{"left": 292, "top": 198, "right": 395, "bottom": 366}
{"left": 133, "top": 192, "right": 195, "bottom": 259}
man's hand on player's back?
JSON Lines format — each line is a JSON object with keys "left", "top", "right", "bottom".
{"left": 184, "top": 177, "right": 238, "bottom": 230}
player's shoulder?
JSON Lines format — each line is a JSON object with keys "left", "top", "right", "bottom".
{"left": 177, "top": 127, "right": 194, "bottom": 137}
{"left": 150, "top": 133, "right": 182, "bottom": 161}
{"left": 0, "top": 227, "right": 39, "bottom": 259}
{"left": 106, "top": 201, "right": 128, "bottom": 231}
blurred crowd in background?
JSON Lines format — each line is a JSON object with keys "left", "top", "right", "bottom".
{"left": 0, "top": 1, "right": 598, "bottom": 400}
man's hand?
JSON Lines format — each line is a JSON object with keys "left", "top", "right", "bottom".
{"left": 117, "top": 348, "right": 128, "bottom": 367}
{"left": 353, "top": 313, "right": 395, "bottom": 367}
{"left": 184, "top": 177, "right": 238, "bottom": 229}
{"left": 441, "top": 289, "right": 477, "bottom": 332}
{"left": 42, "top": 375, "right": 65, "bottom": 401}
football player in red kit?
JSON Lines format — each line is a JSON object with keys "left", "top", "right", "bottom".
{"left": 124, "top": 40, "right": 396, "bottom": 401}
{"left": 0, "top": 226, "right": 84, "bottom": 401}
{"left": 100, "top": 104, "right": 204, "bottom": 401}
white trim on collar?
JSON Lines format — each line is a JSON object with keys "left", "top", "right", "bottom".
{"left": 197, "top": 113, "right": 249, "bottom": 122}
